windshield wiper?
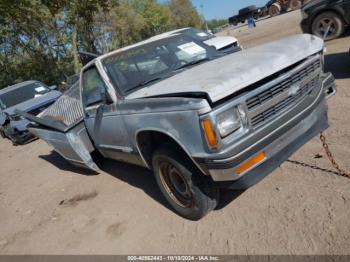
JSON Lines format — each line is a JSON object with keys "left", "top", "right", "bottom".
{"left": 173, "top": 57, "right": 211, "bottom": 71}
{"left": 125, "top": 76, "right": 168, "bottom": 94}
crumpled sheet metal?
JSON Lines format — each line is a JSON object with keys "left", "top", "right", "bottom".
{"left": 39, "top": 83, "right": 84, "bottom": 128}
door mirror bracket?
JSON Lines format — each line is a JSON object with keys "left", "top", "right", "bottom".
{"left": 100, "top": 87, "right": 114, "bottom": 105}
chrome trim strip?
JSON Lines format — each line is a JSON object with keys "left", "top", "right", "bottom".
{"left": 99, "top": 144, "right": 133, "bottom": 153}
{"left": 248, "top": 70, "right": 320, "bottom": 118}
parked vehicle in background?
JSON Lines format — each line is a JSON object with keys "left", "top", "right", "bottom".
{"left": 300, "top": 0, "right": 350, "bottom": 40}
{"left": 228, "top": 5, "right": 263, "bottom": 26}
{"left": 20, "top": 34, "right": 336, "bottom": 220}
{"left": 267, "top": 0, "right": 310, "bottom": 17}
{"left": 150, "top": 27, "right": 241, "bottom": 53}
{"left": 0, "top": 81, "right": 62, "bottom": 145}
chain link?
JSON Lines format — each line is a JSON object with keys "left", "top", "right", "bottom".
{"left": 319, "top": 132, "right": 350, "bottom": 178}
{"left": 287, "top": 132, "right": 350, "bottom": 179}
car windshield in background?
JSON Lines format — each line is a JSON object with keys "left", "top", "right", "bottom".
{"left": 103, "top": 35, "right": 219, "bottom": 95}
{"left": 0, "top": 82, "right": 50, "bottom": 109}
{"left": 182, "top": 28, "right": 215, "bottom": 41}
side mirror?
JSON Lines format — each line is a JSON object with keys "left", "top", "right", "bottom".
{"left": 49, "top": 85, "right": 57, "bottom": 90}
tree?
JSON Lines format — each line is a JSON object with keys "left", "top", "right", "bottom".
{"left": 0, "top": 0, "right": 203, "bottom": 88}
{"left": 168, "top": 0, "right": 201, "bottom": 29}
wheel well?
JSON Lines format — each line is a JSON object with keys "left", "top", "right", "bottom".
{"left": 136, "top": 131, "right": 205, "bottom": 174}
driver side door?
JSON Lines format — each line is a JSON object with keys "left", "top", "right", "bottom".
{"left": 81, "top": 65, "right": 139, "bottom": 165}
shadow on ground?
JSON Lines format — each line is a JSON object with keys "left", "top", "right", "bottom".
{"left": 40, "top": 151, "right": 170, "bottom": 211}
{"left": 40, "top": 151, "right": 97, "bottom": 176}
{"left": 215, "top": 189, "right": 245, "bottom": 211}
{"left": 40, "top": 150, "right": 244, "bottom": 215}
{"left": 325, "top": 51, "right": 350, "bottom": 80}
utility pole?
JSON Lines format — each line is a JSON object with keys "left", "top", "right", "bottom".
{"left": 200, "top": 4, "right": 209, "bottom": 32}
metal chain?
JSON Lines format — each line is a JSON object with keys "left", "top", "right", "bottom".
{"left": 287, "top": 133, "right": 350, "bottom": 179}
{"left": 319, "top": 132, "right": 350, "bottom": 178}
{"left": 286, "top": 159, "right": 340, "bottom": 176}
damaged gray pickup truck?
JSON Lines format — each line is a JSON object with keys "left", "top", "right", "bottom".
{"left": 20, "top": 33, "right": 336, "bottom": 220}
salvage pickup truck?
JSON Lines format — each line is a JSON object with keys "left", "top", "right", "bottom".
{"left": 19, "top": 33, "right": 336, "bottom": 220}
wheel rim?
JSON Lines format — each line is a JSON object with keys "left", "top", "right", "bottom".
{"left": 270, "top": 6, "right": 279, "bottom": 16}
{"left": 290, "top": 1, "right": 301, "bottom": 10}
{"left": 158, "top": 161, "right": 193, "bottom": 208}
{"left": 315, "top": 18, "right": 337, "bottom": 39}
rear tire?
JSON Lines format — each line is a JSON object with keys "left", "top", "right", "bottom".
{"left": 311, "top": 11, "right": 345, "bottom": 40}
{"left": 269, "top": 3, "right": 281, "bottom": 17}
{"left": 152, "top": 146, "right": 219, "bottom": 220}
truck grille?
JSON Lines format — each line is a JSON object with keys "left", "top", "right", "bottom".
{"left": 247, "top": 59, "right": 321, "bottom": 127}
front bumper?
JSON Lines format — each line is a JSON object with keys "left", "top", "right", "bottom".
{"left": 1, "top": 119, "right": 36, "bottom": 145}
{"left": 202, "top": 73, "right": 335, "bottom": 189}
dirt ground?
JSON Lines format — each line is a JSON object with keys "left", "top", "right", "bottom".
{"left": 1, "top": 11, "right": 350, "bottom": 255}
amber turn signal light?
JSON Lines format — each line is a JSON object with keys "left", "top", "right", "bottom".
{"left": 235, "top": 151, "right": 266, "bottom": 175}
{"left": 201, "top": 119, "right": 218, "bottom": 149}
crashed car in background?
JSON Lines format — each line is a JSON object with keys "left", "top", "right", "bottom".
{"left": 0, "top": 80, "right": 61, "bottom": 145}
{"left": 20, "top": 33, "right": 336, "bottom": 220}
{"left": 150, "top": 27, "right": 242, "bottom": 53}
{"left": 300, "top": 0, "right": 350, "bottom": 40}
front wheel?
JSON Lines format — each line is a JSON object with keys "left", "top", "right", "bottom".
{"left": 152, "top": 146, "right": 219, "bottom": 220}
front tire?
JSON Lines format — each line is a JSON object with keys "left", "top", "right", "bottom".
{"left": 311, "top": 11, "right": 345, "bottom": 40}
{"left": 152, "top": 146, "right": 219, "bottom": 220}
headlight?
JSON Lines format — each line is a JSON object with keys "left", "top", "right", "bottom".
{"left": 216, "top": 107, "right": 241, "bottom": 138}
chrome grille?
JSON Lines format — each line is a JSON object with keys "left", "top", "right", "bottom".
{"left": 246, "top": 60, "right": 321, "bottom": 110}
{"left": 247, "top": 59, "right": 321, "bottom": 128}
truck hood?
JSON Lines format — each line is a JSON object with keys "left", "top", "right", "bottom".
{"left": 204, "top": 36, "right": 238, "bottom": 50}
{"left": 126, "top": 34, "right": 324, "bottom": 103}
{"left": 3, "top": 90, "right": 62, "bottom": 116}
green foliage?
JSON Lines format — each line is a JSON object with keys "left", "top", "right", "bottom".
{"left": 0, "top": 0, "right": 203, "bottom": 89}
{"left": 206, "top": 19, "right": 228, "bottom": 30}
{"left": 168, "top": 0, "right": 202, "bottom": 28}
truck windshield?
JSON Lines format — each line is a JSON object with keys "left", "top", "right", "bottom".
{"left": 102, "top": 35, "right": 220, "bottom": 95}
{"left": 0, "top": 82, "right": 50, "bottom": 109}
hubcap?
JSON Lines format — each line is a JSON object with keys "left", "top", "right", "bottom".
{"left": 158, "top": 161, "right": 193, "bottom": 208}
{"left": 315, "top": 18, "right": 337, "bottom": 39}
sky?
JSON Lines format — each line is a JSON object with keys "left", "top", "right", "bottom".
{"left": 161, "top": 0, "right": 269, "bottom": 20}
